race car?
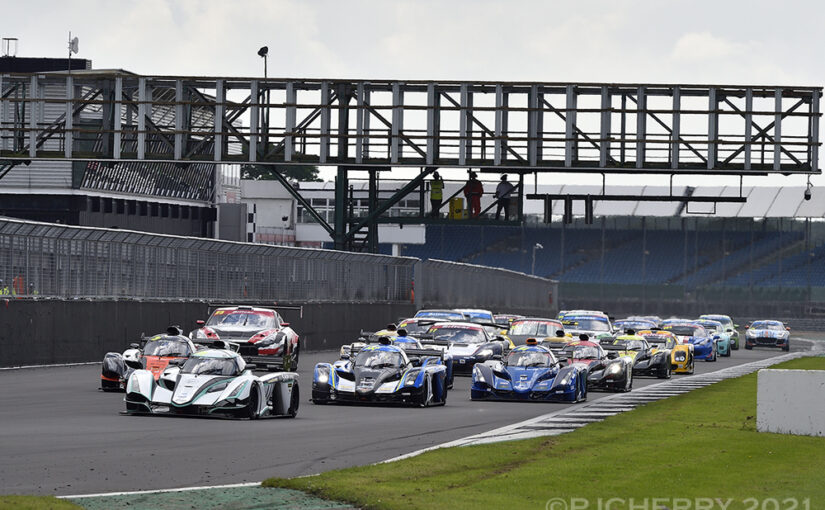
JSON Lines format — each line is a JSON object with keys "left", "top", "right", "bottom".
{"left": 560, "top": 340, "right": 633, "bottom": 392}
{"left": 507, "top": 318, "right": 566, "bottom": 345}
{"left": 454, "top": 308, "right": 495, "bottom": 324}
{"left": 311, "top": 342, "right": 448, "bottom": 406}
{"left": 191, "top": 306, "right": 300, "bottom": 371}
{"left": 613, "top": 318, "right": 659, "bottom": 335}
{"left": 661, "top": 320, "right": 717, "bottom": 362}
{"left": 425, "top": 321, "right": 512, "bottom": 374}
{"left": 470, "top": 341, "right": 588, "bottom": 403}
{"left": 124, "top": 349, "right": 299, "bottom": 419}
{"left": 695, "top": 319, "right": 732, "bottom": 357}
{"left": 745, "top": 320, "right": 791, "bottom": 351}
{"left": 637, "top": 329, "right": 694, "bottom": 374}
{"left": 699, "top": 314, "right": 740, "bottom": 349}
{"left": 414, "top": 309, "right": 467, "bottom": 321}
{"left": 493, "top": 314, "right": 525, "bottom": 329}
{"left": 101, "top": 327, "right": 200, "bottom": 391}
{"left": 559, "top": 312, "right": 614, "bottom": 343}
{"left": 604, "top": 335, "right": 672, "bottom": 379}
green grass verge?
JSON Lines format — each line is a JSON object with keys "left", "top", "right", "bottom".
{"left": 265, "top": 356, "right": 825, "bottom": 510}
{"left": 0, "top": 496, "right": 82, "bottom": 510}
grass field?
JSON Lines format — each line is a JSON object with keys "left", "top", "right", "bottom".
{"left": 0, "top": 496, "right": 81, "bottom": 510}
{"left": 265, "top": 356, "right": 825, "bottom": 510}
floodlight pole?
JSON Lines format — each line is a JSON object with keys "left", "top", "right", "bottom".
{"left": 532, "top": 242, "right": 544, "bottom": 275}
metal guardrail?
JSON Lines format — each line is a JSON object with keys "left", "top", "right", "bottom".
{"left": 416, "top": 259, "right": 556, "bottom": 315}
{"left": 0, "top": 217, "right": 556, "bottom": 313}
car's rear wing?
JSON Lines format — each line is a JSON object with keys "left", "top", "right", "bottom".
{"left": 207, "top": 303, "right": 304, "bottom": 318}
{"left": 601, "top": 344, "right": 628, "bottom": 351}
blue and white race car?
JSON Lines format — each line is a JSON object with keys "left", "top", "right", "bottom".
{"left": 312, "top": 342, "right": 448, "bottom": 406}
{"left": 662, "top": 320, "right": 717, "bottom": 362}
{"left": 745, "top": 320, "right": 790, "bottom": 351}
{"left": 124, "top": 349, "right": 299, "bottom": 419}
{"left": 470, "top": 341, "right": 588, "bottom": 402}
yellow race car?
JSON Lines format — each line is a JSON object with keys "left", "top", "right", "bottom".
{"left": 637, "top": 329, "right": 694, "bottom": 374}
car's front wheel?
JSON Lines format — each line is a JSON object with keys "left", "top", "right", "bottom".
{"left": 416, "top": 376, "right": 432, "bottom": 407}
{"left": 245, "top": 385, "right": 260, "bottom": 420}
{"left": 287, "top": 382, "right": 299, "bottom": 418}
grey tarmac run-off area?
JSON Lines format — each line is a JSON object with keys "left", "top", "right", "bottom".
{"left": 0, "top": 335, "right": 822, "bottom": 500}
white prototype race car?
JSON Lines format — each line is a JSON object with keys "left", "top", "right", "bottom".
{"left": 124, "top": 349, "right": 299, "bottom": 419}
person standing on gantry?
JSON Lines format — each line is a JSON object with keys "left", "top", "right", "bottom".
{"left": 494, "top": 174, "right": 515, "bottom": 220}
{"left": 429, "top": 171, "right": 444, "bottom": 217}
{"left": 463, "top": 171, "right": 484, "bottom": 218}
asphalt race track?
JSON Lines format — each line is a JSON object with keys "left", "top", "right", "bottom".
{"left": 0, "top": 338, "right": 820, "bottom": 496}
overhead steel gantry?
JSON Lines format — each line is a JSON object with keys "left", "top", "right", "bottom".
{"left": 0, "top": 72, "right": 820, "bottom": 250}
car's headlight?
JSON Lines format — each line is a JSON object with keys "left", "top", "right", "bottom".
{"left": 475, "top": 348, "right": 494, "bottom": 359}
{"left": 207, "top": 381, "right": 228, "bottom": 393}
{"left": 606, "top": 363, "right": 622, "bottom": 375}
{"left": 129, "top": 376, "right": 140, "bottom": 394}
{"left": 194, "top": 329, "right": 208, "bottom": 340}
{"left": 557, "top": 373, "right": 572, "bottom": 386}
{"left": 404, "top": 370, "right": 421, "bottom": 386}
{"left": 473, "top": 366, "right": 486, "bottom": 383}
{"left": 316, "top": 367, "right": 330, "bottom": 384}
{"left": 257, "top": 334, "right": 281, "bottom": 347}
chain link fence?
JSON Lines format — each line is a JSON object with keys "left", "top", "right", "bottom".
{"left": 0, "top": 218, "right": 556, "bottom": 313}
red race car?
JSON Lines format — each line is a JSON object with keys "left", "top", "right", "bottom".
{"left": 192, "top": 306, "right": 300, "bottom": 371}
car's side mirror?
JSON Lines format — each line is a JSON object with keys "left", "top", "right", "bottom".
{"left": 168, "top": 358, "right": 185, "bottom": 367}
{"left": 786, "top": 327, "right": 791, "bottom": 331}
{"left": 734, "top": 324, "right": 740, "bottom": 329}
{"left": 129, "top": 343, "right": 140, "bottom": 349}
{"left": 281, "top": 322, "right": 290, "bottom": 327}
{"left": 196, "top": 320, "right": 205, "bottom": 326}
{"left": 607, "top": 352, "right": 618, "bottom": 359}
{"left": 495, "top": 336, "right": 506, "bottom": 342}
{"left": 491, "top": 354, "right": 502, "bottom": 361}
{"left": 726, "top": 328, "right": 733, "bottom": 333}
{"left": 408, "top": 356, "right": 421, "bottom": 365}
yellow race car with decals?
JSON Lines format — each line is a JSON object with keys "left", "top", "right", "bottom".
{"left": 637, "top": 329, "right": 694, "bottom": 374}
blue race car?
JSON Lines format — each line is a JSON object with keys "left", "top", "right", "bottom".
{"left": 470, "top": 341, "right": 588, "bottom": 403}
{"left": 312, "top": 342, "right": 448, "bottom": 407}
{"left": 694, "top": 319, "right": 732, "bottom": 357}
{"left": 662, "top": 320, "right": 717, "bottom": 362}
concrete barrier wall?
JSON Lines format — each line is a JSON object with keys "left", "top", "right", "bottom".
{"left": 0, "top": 299, "right": 415, "bottom": 367}
{"left": 757, "top": 369, "right": 825, "bottom": 437}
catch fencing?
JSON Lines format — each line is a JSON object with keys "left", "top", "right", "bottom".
{"left": 416, "top": 259, "right": 556, "bottom": 316}
{"left": 0, "top": 217, "right": 555, "bottom": 313}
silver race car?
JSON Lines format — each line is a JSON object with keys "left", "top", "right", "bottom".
{"left": 124, "top": 349, "right": 299, "bottom": 419}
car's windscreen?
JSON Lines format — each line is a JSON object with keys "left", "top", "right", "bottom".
{"left": 182, "top": 358, "right": 238, "bottom": 376}
{"left": 429, "top": 327, "right": 486, "bottom": 344}
{"left": 752, "top": 322, "right": 784, "bottom": 331}
{"left": 563, "top": 317, "right": 610, "bottom": 332}
{"left": 206, "top": 311, "right": 275, "bottom": 329}
{"left": 614, "top": 340, "right": 646, "bottom": 350}
{"left": 699, "top": 323, "right": 722, "bottom": 333}
{"left": 614, "top": 321, "right": 656, "bottom": 331}
{"left": 665, "top": 325, "right": 705, "bottom": 337}
{"left": 645, "top": 337, "right": 675, "bottom": 349}
{"left": 397, "top": 321, "right": 433, "bottom": 335}
{"left": 459, "top": 312, "right": 493, "bottom": 324}
{"left": 144, "top": 338, "right": 191, "bottom": 357}
{"left": 702, "top": 316, "right": 732, "bottom": 327}
{"left": 354, "top": 350, "right": 404, "bottom": 369}
{"left": 506, "top": 350, "right": 554, "bottom": 367}
{"left": 509, "top": 320, "right": 561, "bottom": 336}
{"left": 564, "top": 345, "right": 601, "bottom": 359}
{"left": 415, "top": 310, "right": 465, "bottom": 321}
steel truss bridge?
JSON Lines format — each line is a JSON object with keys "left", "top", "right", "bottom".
{"left": 0, "top": 72, "right": 821, "bottom": 250}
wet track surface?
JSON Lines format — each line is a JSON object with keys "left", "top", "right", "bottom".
{"left": 0, "top": 338, "right": 820, "bottom": 496}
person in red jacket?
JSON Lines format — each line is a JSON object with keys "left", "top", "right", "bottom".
{"left": 463, "top": 171, "right": 484, "bottom": 218}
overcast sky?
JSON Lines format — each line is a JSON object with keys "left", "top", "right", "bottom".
{"left": 4, "top": 0, "right": 823, "bottom": 188}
